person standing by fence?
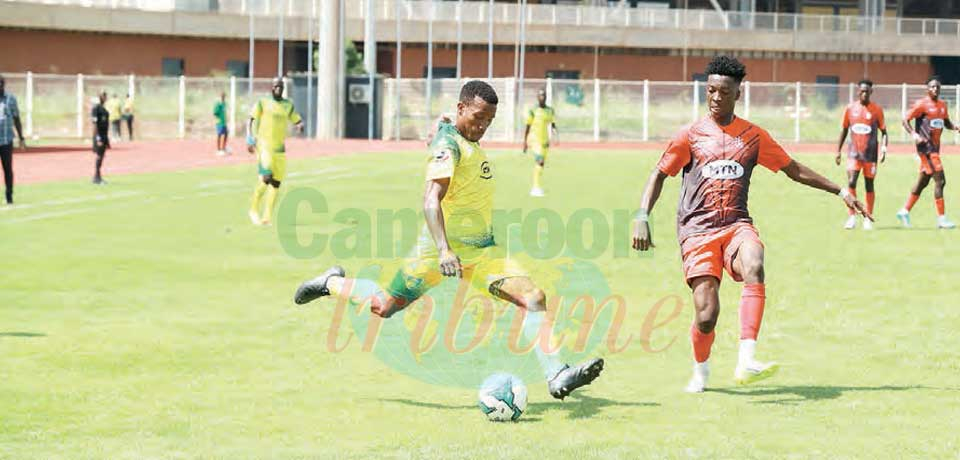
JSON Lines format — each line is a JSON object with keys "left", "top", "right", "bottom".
{"left": 122, "top": 93, "right": 135, "bottom": 141}
{"left": 0, "top": 74, "right": 26, "bottom": 205}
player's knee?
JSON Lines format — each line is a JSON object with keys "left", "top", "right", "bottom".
{"left": 694, "top": 312, "right": 718, "bottom": 333}
{"left": 864, "top": 179, "right": 875, "bottom": 193}
{"left": 261, "top": 174, "right": 273, "bottom": 184}
{"left": 847, "top": 178, "right": 858, "bottom": 189}
{"left": 271, "top": 180, "right": 281, "bottom": 188}
{"left": 741, "top": 259, "right": 764, "bottom": 283}
{"left": 523, "top": 288, "right": 547, "bottom": 312}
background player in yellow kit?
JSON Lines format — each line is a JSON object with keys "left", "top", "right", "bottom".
{"left": 247, "top": 77, "right": 303, "bottom": 226}
{"left": 523, "top": 89, "right": 558, "bottom": 197}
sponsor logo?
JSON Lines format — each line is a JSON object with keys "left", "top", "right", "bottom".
{"left": 851, "top": 123, "right": 873, "bottom": 135}
{"left": 702, "top": 159, "right": 745, "bottom": 180}
{"left": 433, "top": 148, "right": 452, "bottom": 162}
{"left": 480, "top": 160, "right": 493, "bottom": 179}
{"left": 931, "top": 119, "right": 945, "bottom": 129}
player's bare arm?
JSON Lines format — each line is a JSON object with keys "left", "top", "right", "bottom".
{"left": 880, "top": 128, "right": 889, "bottom": 162}
{"left": 632, "top": 168, "right": 668, "bottom": 251}
{"left": 246, "top": 117, "right": 257, "bottom": 154}
{"left": 551, "top": 122, "right": 559, "bottom": 146}
{"left": 522, "top": 124, "right": 531, "bottom": 153}
{"left": 781, "top": 160, "right": 872, "bottom": 220}
{"left": 424, "top": 177, "right": 461, "bottom": 278}
{"left": 835, "top": 126, "right": 849, "bottom": 165}
{"left": 902, "top": 114, "right": 923, "bottom": 144}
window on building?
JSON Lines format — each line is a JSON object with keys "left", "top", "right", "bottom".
{"left": 545, "top": 70, "right": 580, "bottom": 80}
{"left": 423, "top": 67, "right": 457, "bottom": 78}
{"left": 162, "top": 58, "right": 185, "bottom": 77}
{"left": 226, "top": 60, "right": 249, "bottom": 78}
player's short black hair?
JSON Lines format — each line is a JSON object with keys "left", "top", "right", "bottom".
{"left": 459, "top": 80, "right": 498, "bottom": 105}
{"left": 705, "top": 55, "right": 747, "bottom": 83}
{"left": 857, "top": 79, "right": 873, "bottom": 88}
{"left": 927, "top": 75, "right": 942, "bottom": 85}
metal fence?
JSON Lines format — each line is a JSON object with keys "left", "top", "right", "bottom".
{"left": 4, "top": 73, "right": 277, "bottom": 141}
{"left": 386, "top": 77, "right": 960, "bottom": 145}
{"left": 5, "top": 72, "right": 960, "bottom": 145}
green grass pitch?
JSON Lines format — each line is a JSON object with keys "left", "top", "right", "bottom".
{"left": 1, "top": 148, "right": 958, "bottom": 459}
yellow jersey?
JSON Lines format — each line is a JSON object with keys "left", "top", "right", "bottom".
{"left": 524, "top": 105, "right": 555, "bottom": 148}
{"left": 424, "top": 122, "right": 495, "bottom": 249}
{"left": 251, "top": 97, "right": 302, "bottom": 153}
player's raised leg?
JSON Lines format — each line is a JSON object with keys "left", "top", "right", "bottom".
{"left": 488, "top": 276, "right": 604, "bottom": 400}
{"left": 295, "top": 265, "right": 413, "bottom": 318}
{"left": 729, "top": 237, "right": 779, "bottom": 386}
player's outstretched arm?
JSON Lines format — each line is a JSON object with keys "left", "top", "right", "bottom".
{"left": 632, "top": 168, "right": 669, "bottom": 251}
{"left": 246, "top": 117, "right": 257, "bottom": 154}
{"left": 835, "top": 127, "right": 848, "bottom": 165}
{"left": 551, "top": 122, "right": 559, "bottom": 147}
{"left": 781, "top": 160, "right": 872, "bottom": 221}
{"left": 880, "top": 129, "right": 889, "bottom": 163}
{"left": 522, "top": 124, "right": 531, "bottom": 153}
{"left": 424, "top": 178, "right": 462, "bottom": 278}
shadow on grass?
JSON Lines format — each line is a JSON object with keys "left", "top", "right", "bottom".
{"left": 379, "top": 393, "right": 658, "bottom": 420}
{"left": 709, "top": 384, "right": 932, "bottom": 405}
{"left": 0, "top": 332, "right": 46, "bottom": 337}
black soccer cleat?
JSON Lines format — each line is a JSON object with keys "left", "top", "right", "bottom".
{"left": 548, "top": 357, "right": 604, "bottom": 400}
{"left": 294, "top": 266, "right": 345, "bottom": 305}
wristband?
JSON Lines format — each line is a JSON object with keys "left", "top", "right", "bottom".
{"left": 634, "top": 209, "right": 649, "bottom": 222}
{"left": 838, "top": 188, "right": 851, "bottom": 199}
{"left": 246, "top": 135, "right": 256, "bottom": 146}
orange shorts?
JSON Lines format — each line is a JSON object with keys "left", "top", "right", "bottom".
{"left": 847, "top": 158, "right": 877, "bottom": 179}
{"left": 919, "top": 153, "right": 944, "bottom": 175}
{"left": 679, "top": 222, "right": 763, "bottom": 285}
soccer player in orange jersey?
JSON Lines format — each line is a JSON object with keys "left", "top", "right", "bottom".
{"left": 631, "top": 56, "right": 870, "bottom": 393}
{"left": 835, "top": 79, "right": 888, "bottom": 230}
{"left": 897, "top": 76, "right": 960, "bottom": 229}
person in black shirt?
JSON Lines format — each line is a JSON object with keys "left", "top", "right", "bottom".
{"left": 91, "top": 91, "right": 110, "bottom": 184}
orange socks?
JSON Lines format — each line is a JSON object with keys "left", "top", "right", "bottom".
{"left": 905, "top": 194, "right": 920, "bottom": 212}
{"left": 690, "top": 324, "right": 715, "bottom": 363}
{"left": 866, "top": 191, "right": 875, "bottom": 215}
{"left": 936, "top": 197, "right": 945, "bottom": 216}
{"left": 739, "top": 283, "right": 766, "bottom": 340}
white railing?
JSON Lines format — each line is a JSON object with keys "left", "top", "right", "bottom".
{"left": 5, "top": 72, "right": 960, "bottom": 145}
{"left": 6, "top": 0, "right": 960, "bottom": 38}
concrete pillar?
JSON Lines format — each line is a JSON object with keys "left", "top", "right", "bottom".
{"left": 317, "top": 0, "right": 341, "bottom": 140}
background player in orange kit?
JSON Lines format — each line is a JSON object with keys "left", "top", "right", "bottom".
{"left": 836, "top": 79, "right": 888, "bottom": 230}
{"left": 631, "top": 56, "right": 870, "bottom": 393}
{"left": 897, "top": 76, "right": 960, "bottom": 229}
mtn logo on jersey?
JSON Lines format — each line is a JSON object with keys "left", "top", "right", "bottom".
{"left": 702, "top": 160, "right": 745, "bottom": 179}
{"left": 931, "top": 119, "right": 945, "bottom": 129}
{"left": 851, "top": 123, "right": 873, "bottom": 135}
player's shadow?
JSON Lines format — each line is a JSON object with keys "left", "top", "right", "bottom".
{"left": 378, "top": 393, "right": 658, "bottom": 421}
{"left": 709, "top": 384, "right": 931, "bottom": 405}
{"left": 0, "top": 332, "right": 46, "bottom": 337}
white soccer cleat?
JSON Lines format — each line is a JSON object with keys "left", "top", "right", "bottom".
{"left": 684, "top": 362, "right": 710, "bottom": 393}
{"left": 248, "top": 209, "right": 262, "bottom": 225}
{"left": 216, "top": 150, "right": 226, "bottom": 156}
{"left": 844, "top": 215, "right": 857, "bottom": 230}
{"left": 938, "top": 215, "right": 957, "bottom": 229}
{"left": 896, "top": 209, "right": 912, "bottom": 228}
{"left": 862, "top": 219, "right": 873, "bottom": 231}
{"left": 530, "top": 187, "right": 545, "bottom": 197}
{"left": 734, "top": 361, "right": 780, "bottom": 386}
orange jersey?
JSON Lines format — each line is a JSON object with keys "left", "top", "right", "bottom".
{"left": 906, "top": 97, "right": 950, "bottom": 154}
{"left": 657, "top": 116, "right": 793, "bottom": 243}
{"left": 842, "top": 102, "right": 885, "bottom": 162}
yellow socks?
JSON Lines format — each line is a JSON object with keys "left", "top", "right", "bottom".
{"left": 250, "top": 182, "right": 268, "bottom": 215}
{"left": 533, "top": 164, "right": 544, "bottom": 189}
{"left": 263, "top": 186, "right": 279, "bottom": 223}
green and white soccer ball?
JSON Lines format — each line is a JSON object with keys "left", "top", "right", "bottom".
{"left": 477, "top": 373, "right": 527, "bottom": 422}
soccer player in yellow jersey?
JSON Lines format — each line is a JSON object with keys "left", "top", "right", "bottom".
{"left": 523, "top": 89, "right": 558, "bottom": 197}
{"left": 294, "top": 81, "right": 603, "bottom": 400}
{"left": 247, "top": 77, "right": 303, "bottom": 226}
